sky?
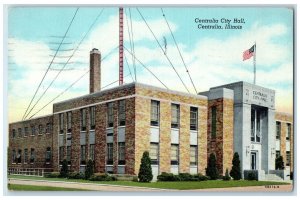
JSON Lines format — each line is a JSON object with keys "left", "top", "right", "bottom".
{"left": 7, "top": 6, "right": 294, "bottom": 122}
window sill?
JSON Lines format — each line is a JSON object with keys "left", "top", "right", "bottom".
{"left": 118, "top": 126, "right": 126, "bottom": 128}
{"left": 45, "top": 132, "right": 51, "bottom": 135}
{"left": 24, "top": 136, "right": 28, "bottom": 138}
{"left": 150, "top": 126, "right": 159, "bottom": 129}
{"left": 106, "top": 165, "right": 113, "bottom": 167}
{"left": 251, "top": 142, "right": 261, "bottom": 144}
{"left": 106, "top": 127, "right": 114, "bottom": 130}
{"left": 38, "top": 134, "right": 43, "bottom": 136}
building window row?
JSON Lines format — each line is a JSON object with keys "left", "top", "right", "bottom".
{"left": 11, "top": 148, "right": 49, "bottom": 164}
{"left": 12, "top": 123, "right": 52, "bottom": 139}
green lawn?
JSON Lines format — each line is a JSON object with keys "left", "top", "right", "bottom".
{"left": 8, "top": 175, "right": 290, "bottom": 190}
{"left": 8, "top": 184, "right": 90, "bottom": 191}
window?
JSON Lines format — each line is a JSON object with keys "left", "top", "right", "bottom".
{"left": 171, "top": 144, "right": 179, "bottom": 165}
{"left": 107, "top": 103, "right": 114, "bottom": 128}
{"left": 45, "top": 147, "right": 51, "bottom": 163}
{"left": 286, "top": 123, "right": 291, "bottom": 140}
{"left": 30, "top": 148, "right": 35, "bottom": 163}
{"left": 171, "top": 104, "right": 180, "bottom": 128}
{"left": 12, "top": 129, "right": 16, "bottom": 139}
{"left": 12, "top": 150, "right": 16, "bottom": 163}
{"left": 46, "top": 123, "right": 52, "bottom": 134}
{"left": 190, "top": 107, "right": 198, "bottom": 130}
{"left": 150, "top": 143, "right": 159, "bottom": 165}
{"left": 190, "top": 145, "right": 197, "bottom": 166}
{"left": 107, "top": 143, "right": 113, "bottom": 165}
{"left": 286, "top": 151, "right": 291, "bottom": 166}
{"left": 118, "top": 100, "right": 126, "bottom": 126}
{"left": 31, "top": 126, "right": 35, "bottom": 136}
{"left": 211, "top": 106, "right": 216, "bottom": 138}
{"left": 17, "top": 149, "right": 22, "bottom": 164}
{"left": 66, "top": 146, "right": 71, "bottom": 164}
{"left": 67, "top": 112, "right": 72, "bottom": 132}
{"left": 90, "top": 107, "right": 96, "bottom": 130}
{"left": 151, "top": 100, "right": 160, "bottom": 126}
{"left": 38, "top": 125, "right": 44, "bottom": 135}
{"left": 80, "top": 145, "right": 86, "bottom": 165}
{"left": 276, "top": 121, "right": 281, "bottom": 140}
{"left": 59, "top": 113, "right": 64, "bottom": 134}
{"left": 18, "top": 128, "right": 22, "bottom": 138}
{"left": 24, "top": 149, "right": 28, "bottom": 163}
{"left": 251, "top": 108, "right": 261, "bottom": 143}
{"left": 59, "top": 147, "right": 64, "bottom": 164}
{"left": 89, "top": 144, "right": 95, "bottom": 161}
{"left": 276, "top": 151, "right": 280, "bottom": 158}
{"left": 118, "top": 142, "right": 125, "bottom": 165}
{"left": 24, "top": 127, "right": 29, "bottom": 137}
{"left": 81, "top": 109, "right": 87, "bottom": 131}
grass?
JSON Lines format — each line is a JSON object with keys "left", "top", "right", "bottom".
{"left": 8, "top": 184, "right": 90, "bottom": 191}
{"left": 8, "top": 175, "right": 290, "bottom": 190}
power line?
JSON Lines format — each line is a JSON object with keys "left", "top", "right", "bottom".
{"left": 28, "top": 47, "right": 117, "bottom": 119}
{"left": 129, "top": 8, "right": 137, "bottom": 81}
{"left": 22, "top": 8, "right": 79, "bottom": 120}
{"left": 161, "top": 8, "right": 198, "bottom": 94}
{"left": 136, "top": 8, "right": 190, "bottom": 94}
{"left": 124, "top": 46, "right": 169, "bottom": 90}
{"left": 24, "top": 9, "right": 105, "bottom": 119}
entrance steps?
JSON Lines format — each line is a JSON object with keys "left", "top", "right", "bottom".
{"left": 264, "top": 174, "right": 284, "bottom": 181}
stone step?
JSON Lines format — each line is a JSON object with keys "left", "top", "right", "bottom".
{"left": 265, "top": 174, "right": 283, "bottom": 181}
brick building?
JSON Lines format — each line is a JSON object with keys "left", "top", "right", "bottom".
{"left": 8, "top": 48, "right": 293, "bottom": 180}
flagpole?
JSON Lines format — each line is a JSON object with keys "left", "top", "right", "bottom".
{"left": 253, "top": 42, "right": 256, "bottom": 85}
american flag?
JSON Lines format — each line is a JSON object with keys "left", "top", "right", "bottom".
{"left": 243, "top": 45, "right": 255, "bottom": 61}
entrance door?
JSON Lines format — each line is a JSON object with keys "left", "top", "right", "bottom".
{"left": 251, "top": 152, "right": 257, "bottom": 170}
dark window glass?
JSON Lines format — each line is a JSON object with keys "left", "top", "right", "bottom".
{"left": 286, "top": 123, "right": 291, "bottom": 140}
{"left": 46, "top": 123, "right": 52, "bottom": 134}
{"left": 24, "top": 149, "right": 28, "bottom": 163}
{"left": 38, "top": 125, "right": 44, "bottom": 135}
{"left": 89, "top": 144, "right": 95, "bottom": 161}
{"left": 12, "top": 150, "right": 16, "bottom": 163}
{"left": 45, "top": 147, "right": 51, "bottom": 163}
{"left": 66, "top": 146, "right": 71, "bottom": 164}
{"left": 106, "top": 143, "right": 113, "bottom": 165}
{"left": 81, "top": 145, "right": 86, "bottom": 165}
{"left": 18, "top": 128, "right": 22, "bottom": 137}
{"left": 90, "top": 107, "right": 96, "bottom": 130}
{"left": 59, "top": 146, "right": 64, "bottom": 164}
{"left": 286, "top": 151, "right": 291, "bottom": 166}
{"left": 190, "top": 107, "right": 198, "bottom": 130}
{"left": 107, "top": 103, "right": 114, "bottom": 128}
{"left": 67, "top": 112, "right": 72, "bottom": 132}
{"left": 118, "top": 142, "right": 125, "bottom": 165}
{"left": 118, "top": 100, "right": 126, "bottom": 126}
{"left": 31, "top": 126, "right": 35, "bottom": 136}
{"left": 12, "top": 129, "right": 16, "bottom": 139}
{"left": 171, "top": 104, "right": 180, "bottom": 128}
{"left": 59, "top": 113, "right": 64, "bottom": 134}
{"left": 81, "top": 109, "right": 86, "bottom": 131}
{"left": 30, "top": 148, "right": 35, "bottom": 163}
{"left": 276, "top": 121, "right": 281, "bottom": 140}
{"left": 151, "top": 101, "right": 160, "bottom": 126}
{"left": 17, "top": 149, "right": 22, "bottom": 164}
{"left": 24, "top": 127, "right": 29, "bottom": 137}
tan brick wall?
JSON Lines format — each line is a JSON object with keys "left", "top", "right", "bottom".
{"left": 179, "top": 104, "right": 190, "bottom": 173}
{"left": 159, "top": 101, "right": 171, "bottom": 173}
{"left": 275, "top": 112, "right": 293, "bottom": 172}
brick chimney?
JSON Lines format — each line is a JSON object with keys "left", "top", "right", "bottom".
{"left": 89, "top": 48, "right": 101, "bottom": 93}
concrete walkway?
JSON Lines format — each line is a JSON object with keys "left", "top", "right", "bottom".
{"left": 8, "top": 178, "right": 293, "bottom": 192}
{"left": 8, "top": 178, "right": 172, "bottom": 192}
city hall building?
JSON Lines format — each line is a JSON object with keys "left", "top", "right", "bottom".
{"left": 8, "top": 48, "right": 293, "bottom": 181}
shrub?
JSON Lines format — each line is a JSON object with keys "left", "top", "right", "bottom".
{"left": 68, "top": 172, "right": 84, "bottom": 179}
{"left": 44, "top": 172, "right": 60, "bottom": 178}
{"left": 206, "top": 153, "right": 219, "bottom": 180}
{"left": 132, "top": 176, "right": 139, "bottom": 182}
{"left": 222, "top": 169, "right": 231, "bottom": 181}
{"left": 89, "top": 173, "right": 116, "bottom": 181}
{"left": 247, "top": 172, "right": 256, "bottom": 181}
{"left": 157, "top": 172, "right": 178, "bottom": 181}
{"left": 85, "top": 159, "right": 94, "bottom": 179}
{"left": 230, "top": 152, "right": 241, "bottom": 180}
{"left": 178, "top": 173, "right": 193, "bottom": 181}
{"left": 60, "top": 159, "right": 69, "bottom": 178}
{"left": 138, "top": 151, "right": 153, "bottom": 182}
{"left": 194, "top": 173, "right": 209, "bottom": 181}
{"left": 275, "top": 156, "right": 285, "bottom": 170}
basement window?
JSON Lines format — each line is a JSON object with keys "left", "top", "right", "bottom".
{"left": 190, "top": 107, "right": 198, "bottom": 131}
{"left": 151, "top": 100, "right": 160, "bottom": 126}
{"left": 118, "top": 100, "right": 126, "bottom": 126}
{"left": 171, "top": 104, "right": 180, "bottom": 129}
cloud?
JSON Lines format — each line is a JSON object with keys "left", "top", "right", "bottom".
{"left": 7, "top": 12, "right": 293, "bottom": 122}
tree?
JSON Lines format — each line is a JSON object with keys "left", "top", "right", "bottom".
{"left": 85, "top": 159, "right": 94, "bottom": 179}
{"left": 223, "top": 168, "right": 231, "bottom": 181}
{"left": 275, "top": 156, "right": 285, "bottom": 170}
{"left": 138, "top": 151, "right": 153, "bottom": 182}
{"left": 230, "top": 152, "right": 241, "bottom": 180}
{"left": 60, "top": 159, "right": 69, "bottom": 178}
{"left": 206, "top": 153, "right": 219, "bottom": 180}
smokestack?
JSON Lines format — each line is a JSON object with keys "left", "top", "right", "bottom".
{"left": 90, "top": 48, "right": 101, "bottom": 93}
